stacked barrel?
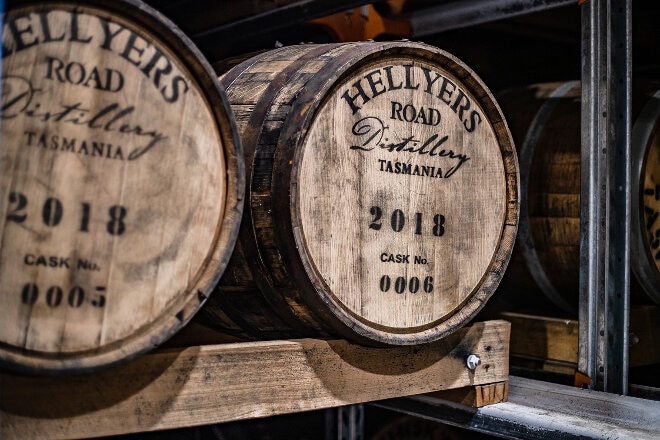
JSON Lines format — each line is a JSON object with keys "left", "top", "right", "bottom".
{"left": 496, "top": 81, "right": 660, "bottom": 314}
{"left": 0, "top": 0, "right": 244, "bottom": 373}
{"left": 0, "top": 1, "right": 519, "bottom": 373}
{"left": 201, "top": 42, "right": 519, "bottom": 345}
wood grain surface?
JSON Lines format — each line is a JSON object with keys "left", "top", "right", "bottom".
{"left": 496, "top": 82, "right": 660, "bottom": 312}
{"left": 0, "top": 0, "right": 244, "bottom": 373}
{"left": 503, "top": 307, "right": 660, "bottom": 369}
{"left": 203, "top": 41, "right": 519, "bottom": 346}
{"left": 0, "top": 320, "right": 510, "bottom": 440}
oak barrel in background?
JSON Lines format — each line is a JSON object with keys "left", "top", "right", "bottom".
{"left": 198, "top": 41, "right": 519, "bottom": 346}
{"left": 495, "top": 81, "right": 660, "bottom": 315}
{"left": 0, "top": 0, "right": 244, "bottom": 373}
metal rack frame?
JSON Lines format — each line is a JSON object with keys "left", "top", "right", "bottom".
{"left": 0, "top": 1, "right": 653, "bottom": 438}
{"left": 395, "top": 0, "right": 634, "bottom": 396}
{"left": 199, "top": 0, "right": 639, "bottom": 399}
{"left": 374, "top": 376, "right": 660, "bottom": 440}
{"left": 368, "top": 0, "right": 657, "bottom": 438}
{"left": 578, "top": 0, "right": 631, "bottom": 395}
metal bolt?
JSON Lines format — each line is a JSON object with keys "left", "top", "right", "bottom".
{"left": 630, "top": 333, "right": 640, "bottom": 346}
{"left": 466, "top": 354, "right": 481, "bottom": 370}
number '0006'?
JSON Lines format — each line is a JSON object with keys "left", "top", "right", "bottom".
{"left": 379, "top": 275, "right": 434, "bottom": 294}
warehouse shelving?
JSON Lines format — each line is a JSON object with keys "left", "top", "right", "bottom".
{"left": 1, "top": 1, "right": 659, "bottom": 439}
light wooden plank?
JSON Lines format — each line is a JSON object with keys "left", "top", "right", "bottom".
{"left": 474, "top": 381, "right": 509, "bottom": 407}
{"left": 503, "top": 307, "right": 660, "bottom": 368}
{"left": 428, "top": 381, "right": 508, "bottom": 407}
{"left": 503, "top": 311, "right": 578, "bottom": 363}
{"left": 0, "top": 320, "right": 509, "bottom": 440}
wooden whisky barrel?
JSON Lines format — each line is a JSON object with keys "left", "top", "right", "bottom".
{"left": 199, "top": 42, "right": 519, "bottom": 345}
{"left": 0, "top": 0, "right": 244, "bottom": 373}
{"left": 632, "top": 90, "right": 660, "bottom": 306}
{"left": 496, "top": 82, "right": 660, "bottom": 314}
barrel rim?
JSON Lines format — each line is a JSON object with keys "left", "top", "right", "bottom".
{"left": 273, "top": 41, "right": 519, "bottom": 345}
{"left": 514, "top": 80, "right": 581, "bottom": 314}
{"left": 497, "top": 81, "right": 660, "bottom": 312}
{"left": 631, "top": 90, "right": 660, "bottom": 304}
{"left": 0, "top": 0, "right": 244, "bottom": 374}
{"left": 221, "top": 44, "right": 351, "bottom": 337}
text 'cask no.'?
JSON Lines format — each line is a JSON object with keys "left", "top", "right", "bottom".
{"left": 199, "top": 41, "right": 519, "bottom": 345}
{"left": 0, "top": 0, "right": 244, "bottom": 373}
{"left": 496, "top": 82, "right": 660, "bottom": 314}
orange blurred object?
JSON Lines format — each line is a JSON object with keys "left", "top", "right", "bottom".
{"left": 310, "top": 3, "right": 410, "bottom": 42}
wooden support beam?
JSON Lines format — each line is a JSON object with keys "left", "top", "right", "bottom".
{"left": 503, "top": 306, "right": 660, "bottom": 369}
{"left": 503, "top": 311, "right": 579, "bottom": 364}
{"left": 0, "top": 320, "right": 509, "bottom": 440}
{"left": 428, "top": 381, "right": 509, "bottom": 407}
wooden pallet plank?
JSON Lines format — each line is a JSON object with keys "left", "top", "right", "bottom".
{"left": 503, "top": 311, "right": 578, "bottom": 363}
{"left": 427, "top": 381, "right": 509, "bottom": 407}
{"left": 503, "top": 306, "right": 660, "bottom": 368}
{"left": 0, "top": 320, "right": 509, "bottom": 440}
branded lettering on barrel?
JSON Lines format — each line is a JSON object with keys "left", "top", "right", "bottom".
{"left": 2, "top": 10, "right": 189, "bottom": 103}
{"left": 340, "top": 64, "right": 482, "bottom": 133}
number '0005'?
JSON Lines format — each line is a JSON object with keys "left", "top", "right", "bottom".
{"left": 21, "top": 283, "right": 106, "bottom": 308}
{"left": 379, "top": 275, "right": 434, "bottom": 294}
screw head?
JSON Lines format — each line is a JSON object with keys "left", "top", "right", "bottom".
{"left": 466, "top": 354, "right": 481, "bottom": 370}
{"left": 630, "top": 333, "right": 640, "bottom": 346}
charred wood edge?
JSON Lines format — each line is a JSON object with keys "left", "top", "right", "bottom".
{"left": 271, "top": 43, "right": 386, "bottom": 345}
{"left": 260, "top": 44, "right": 360, "bottom": 337}
{"left": 214, "top": 45, "right": 350, "bottom": 339}
{"left": 243, "top": 45, "right": 340, "bottom": 336}
{"left": 209, "top": 49, "right": 310, "bottom": 338}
